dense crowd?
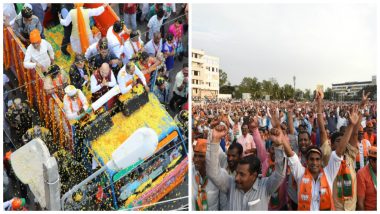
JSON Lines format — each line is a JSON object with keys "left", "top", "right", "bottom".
{"left": 192, "top": 91, "right": 377, "bottom": 211}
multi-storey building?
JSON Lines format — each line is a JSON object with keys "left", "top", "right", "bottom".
{"left": 192, "top": 49, "right": 219, "bottom": 99}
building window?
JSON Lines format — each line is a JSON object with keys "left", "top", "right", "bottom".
{"left": 194, "top": 71, "right": 199, "bottom": 76}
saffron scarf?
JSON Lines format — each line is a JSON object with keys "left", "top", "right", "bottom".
{"left": 195, "top": 173, "right": 208, "bottom": 211}
{"left": 76, "top": 5, "right": 90, "bottom": 53}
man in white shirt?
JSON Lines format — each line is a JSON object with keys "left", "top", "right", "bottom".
{"left": 237, "top": 124, "right": 256, "bottom": 157}
{"left": 117, "top": 61, "right": 149, "bottom": 94}
{"left": 63, "top": 85, "right": 89, "bottom": 120}
{"left": 85, "top": 37, "right": 107, "bottom": 61}
{"left": 169, "top": 63, "right": 188, "bottom": 112}
{"left": 23, "top": 29, "right": 54, "bottom": 73}
{"left": 107, "top": 20, "right": 131, "bottom": 61}
{"left": 90, "top": 63, "right": 117, "bottom": 102}
{"left": 144, "top": 32, "right": 163, "bottom": 57}
{"left": 123, "top": 31, "right": 144, "bottom": 64}
{"left": 59, "top": 3, "right": 107, "bottom": 54}
{"left": 336, "top": 107, "right": 348, "bottom": 131}
{"left": 283, "top": 94, "right": 359, "bottom": 211}
{"left": 146, "top": 8, "right": 164, "bottom": 41}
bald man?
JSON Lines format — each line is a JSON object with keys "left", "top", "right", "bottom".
{"left": 90, "top": 62, "right": 117, "bottom": 102}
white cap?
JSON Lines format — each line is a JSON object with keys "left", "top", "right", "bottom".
{"left": 65, "top": 85, "right": 77, "bottom": 97}
{"left": 14, "top": 98, "right": 21, "bottom": 105}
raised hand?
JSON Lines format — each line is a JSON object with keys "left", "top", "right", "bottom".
{"left": 211, "top": 124, "right": 228, "bottom": 144}
{"left": 348, "top": 105, "right": 360, "bottom": 125}
{"left": 360, "top": 90, "right": 371, "bottom": 108}
{"left": 269, "top": 128, "right": 287, "bottom": 147}
{"left": 287, "top": 99, "right": 296, "bottom": 111}
{"left": 315, "top": 90, "right": 324, "bottom": 105}
{"left": 268, "top": 107, "right": 281, "bottom": 129}
{"left": 249, "top": 115, "right": 259, "bottom": 129}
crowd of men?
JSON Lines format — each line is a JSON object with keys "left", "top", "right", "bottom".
{"left": 192, "top": 91, "right": 377, "bottom": 211}
{"left": 3, "top": 3, "right": 188, "bottom": 211}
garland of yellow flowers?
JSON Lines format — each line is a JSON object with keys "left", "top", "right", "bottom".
{"left": 10, "top": 38, "right": 23, "bottom": 87}
{"left": 4, "top": 28, "right": 10, "bottom": 70}
{"left": 59, "top": 110, "right": 65, "bottom": 148}
{"left": 21, "top": 50, "right": 32, "bottom": 105}
{"left": 42, "top": 91, "right": 50, "bottom": 129}
{"left": 35, "top": 75, "right": 43, "bottom": 120}
{"left": 50, "top": 98, "right": 57, "bottom": 144}
{"left": 3, "top": 28, "right": 7, "bottom": 69}
{"left": 19, "top": 50, "right": 26, "bottom": 87}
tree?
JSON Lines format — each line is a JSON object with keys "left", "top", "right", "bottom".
{"left": 304, "top": 89, "right": 311, "bottom": 101}
{"left": 239, "top": 77, "right": 262, "bottom": 99}
{"left": 219, "top": 69, "right": 229, "bottom": 88}
{"left": 282, "top": 84, "right": 295, "bottom": 100}
{"left": 220, "top": 85, "right": 235, "bottom": 94}
{"left": 262, "top": 80, "right": 273, "bottom": 97}
{"left": 272, "top": 83, "right": 280, "bottom": 100}
{"left": 295, "top": 89, "right": 304, "bottom": 101}
{"left": 324, "top": 87, "right": 333, "bottom": 101}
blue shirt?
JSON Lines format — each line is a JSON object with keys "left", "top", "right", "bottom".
{"left": 162, "top": 42, "right": 175, "bottom": 70}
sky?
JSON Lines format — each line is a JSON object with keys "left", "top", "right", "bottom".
{"left": 192, "top": 3, "right": 377, "bottom": 91}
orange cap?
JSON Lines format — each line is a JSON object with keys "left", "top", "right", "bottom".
{"left": 5, "top": 151, "right": 12, "bottom": 161}
{"left": 194, "top": 139, "right": 207, "bottom": 153}
{"left": 11, "top": 198, "right": 24, "bottom": 210}
{"left": 369, "top": 146, "right": 377, "bottom": 158}
{"left": 358, "top": 126, "right": 364, "bottom": 132}
{"left": 29, "top": 29, "right": 41, "bottom": 44}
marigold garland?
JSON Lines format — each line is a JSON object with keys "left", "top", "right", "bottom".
{"left": 50, "top": 98, "right": 57, "bottom": 144}
{"left": 59, "top": 110, "right": 65, "bottom": 148}
{"left": 10, "top": 38, "right": 23, "bottom": 86}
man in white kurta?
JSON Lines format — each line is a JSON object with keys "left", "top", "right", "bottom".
{"left": 123, "top": 31, "right": 144, "bottom": 64}
{"left": 144, "top": 32, "right": 163, "bottom": 57}
{"left": 147, "top": 9, "right": 164, "bottom": 40}
{"left": 106, "top": 21, "right": 130, "bottom": 61}
{"left": 63, "top": 85, "right": 89, "bottom": 120}
{"left": 59, "top": 4, "right": 107, "bottom": 54}
{"left": 117, "top": 62, "right": 149, "bottom": 94}
{"left": 23, "top": 29, "right": 54, "bottom": 72}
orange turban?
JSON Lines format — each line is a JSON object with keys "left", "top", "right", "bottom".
{"left": 12, "top": 198, "right": 25, "bottom": 210}
{"left": 5, "top": 151, "right": 12, "bottom": 161}
{"left": 194, "top": 139, "right": 207, "bottom": 153}
{"left": 29, "top": 29, "right": 41, "bottom": 43}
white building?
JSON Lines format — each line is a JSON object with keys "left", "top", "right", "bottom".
{"left": 192, "top": 49, "right": 219, "bottom": 99}
{"left": 331, "top": 75, "right": 376, "bottom": 97}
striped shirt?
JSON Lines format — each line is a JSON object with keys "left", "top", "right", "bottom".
{"left": 206, "top": 143, "right": 287, "bottom": 210}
